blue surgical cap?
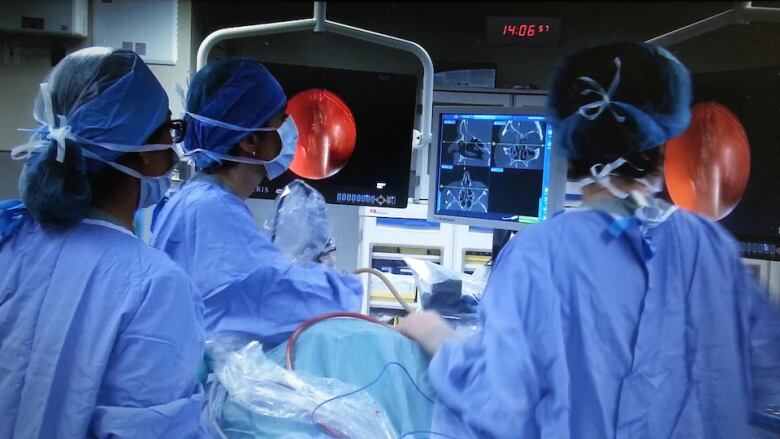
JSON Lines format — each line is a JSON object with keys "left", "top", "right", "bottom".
{"left": 33, "top": 46, "right": 169, "bottom": 172}
{"left": 546, "top": 42, "right": 692, "bottom": 161}
{"left": 183, "top": 58, "right": 287, "bottom": 170}
{"left": 17, "top": 46, "right": 169, "bottom": 227}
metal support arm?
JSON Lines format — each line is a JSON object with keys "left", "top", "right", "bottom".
{"left": 647, "top": 1, "right": 780, "bottom": 46}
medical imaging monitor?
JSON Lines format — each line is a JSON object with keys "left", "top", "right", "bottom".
{"left": 428, "top": 106, "right": 566, "bottom": 231}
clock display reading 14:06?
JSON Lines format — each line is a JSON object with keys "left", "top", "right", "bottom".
{"left": 487, "top": 17, "right": 562, "bottom": 45}
{"left": 502, "top": 24, "right": 551, "bottom": 37}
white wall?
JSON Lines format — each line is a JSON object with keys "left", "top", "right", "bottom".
{"left": 0, "top": 0, "right": 194, "bottom": 200}
{"left": 146, "top": 0, "right": 193, "bottom": 119}
{"left": 0, "top": 45, "right": 52, "bottom": 199}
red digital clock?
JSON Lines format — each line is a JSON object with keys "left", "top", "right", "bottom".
{"left": 487, "top": 17, "right": 562, "bottom": 45}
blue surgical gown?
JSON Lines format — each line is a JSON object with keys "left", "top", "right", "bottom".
{"left": 0, "top": 217, "right": 206, "bottom": 438}
{"left": 150, "top": 177, "right": 363, "bottom": 345}
{"left": 428, "top": 208, "right": 780, "bottom": 438}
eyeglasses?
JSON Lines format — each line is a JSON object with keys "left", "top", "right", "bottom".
{"left": 168, "top": 119, "right": 187, "bottom": 144}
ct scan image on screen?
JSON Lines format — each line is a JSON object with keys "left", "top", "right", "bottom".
{"left": 252, "top": 62, "right": 419, "bottom": 208}
{"left": 434, "top": 113, "right": 553, "bottom": 225}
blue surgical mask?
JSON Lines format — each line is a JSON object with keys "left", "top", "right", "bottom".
{"left": 182, "top": 113, "right": 299, "bottom": 181}
{"left": 262, "top": 116, "right": 298, "bottom": 180}
{"left": 138, "top": 171, "right": 174, "bottom": 208}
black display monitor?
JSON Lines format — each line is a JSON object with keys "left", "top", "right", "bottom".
{"left": 251, "top": 62, "right": 419, "bottom": 209}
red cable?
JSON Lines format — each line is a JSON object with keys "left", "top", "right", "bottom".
{"left": 285, "top": 311, "right": 389, "bottom": 370}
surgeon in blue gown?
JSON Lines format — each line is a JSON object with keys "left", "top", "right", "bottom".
{"left": 0, "top": 48, "right": 205, "bottom": 438}
{"left": 150, "top": 58, "right": 362, "bottom": 346}
{"left": 399, "top": 42, "right": 780, "bottom": 438}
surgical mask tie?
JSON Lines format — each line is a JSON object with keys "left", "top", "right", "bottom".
{"left": 11, "top": 122, "right": 72, "bottom": 163}
{"left": 80, "top": 148, "right": 175, "bottom": 209}
{"left": 12, "top": 83, "right": 73, "bottom": 163}
{"left": 636, "top": 175, "right": 664, "bottom": 195}
{"left": 578, "top": 157, "right": 630, "bottom": 199}
{"left": 184, "top": 111, "right": 288, "bottom": 133}
{"left": 578, "top": 156, "right": 666, "bottom": 206}
{"left": 182, "top": 111, "right": 298, "bottom": 180}
{"left": 577, "top": 57, "right": 626, "bottom": 123}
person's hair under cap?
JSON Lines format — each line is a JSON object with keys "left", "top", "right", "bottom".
{"left": 183, "top": 58, "right": 287, "bottom": 170}
{"left": 546, "top": 41, "right": 692, "bottom": 163}
{"left": 17, "top": 46, "right": 168, "bottom": 227}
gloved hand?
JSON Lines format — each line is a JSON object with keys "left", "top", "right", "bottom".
{"left": 397, "top": 311, "right": 455, "bottom": 356}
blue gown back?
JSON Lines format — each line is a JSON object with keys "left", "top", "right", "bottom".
{"left": 0, "top": 217, "right": 206, "bottom": 438}
{"left": 429, "top": 209, "right": 780, "bottom": 438}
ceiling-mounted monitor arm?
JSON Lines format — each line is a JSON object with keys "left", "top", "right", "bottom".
{"left": 196, "top": 1, "right": 435, "bottom": 151}
{"left": 313, "top": 1, "right": 326, "bottom": 32}
{"left": 646, "top": 1, "right": 780, "bottom": 46}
